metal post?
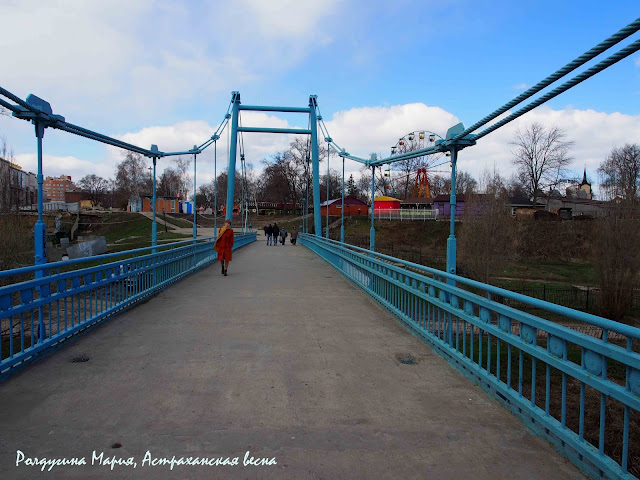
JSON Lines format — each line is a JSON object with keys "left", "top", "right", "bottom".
{"left": 370, "top": 165, "right": 375, "bottom": 252}
{"left": 305, "top": 155, "right": 310, "bottom": 233}
{"left": 309, "top": 96, "right": 321, "bottom": 236}
{"left": 240, "top": 154, "right": 245, "bottom": 234}
{"left": 152, "top": 156, "right": 157, "bottom": 251}
{"left": 226, "top": 91, "right": 241, "bottom": 221}
{"left": 193, "top": 148, "right": 197, "bottom": 239}
{"left": 326, "top": 140, "right": 330, "bottom": 238}
{"left": 34, "top": 120, "right": 46, "bottom": 342}
{"left": 446, "top": 146, "right": 458, "bottom": 278}
{"left": 341, "top": 155, "right": 345, "bottom": 244}
{"left": 214, "top": 140, "right": 217, "bottom": 237}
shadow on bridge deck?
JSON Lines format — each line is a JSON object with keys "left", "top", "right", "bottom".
{"left": 0, "top": 237, "right": 584, "bottom": 479}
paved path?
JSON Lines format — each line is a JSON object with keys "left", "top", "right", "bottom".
{"left": 0, "top": 240, "right": 584, "bottom": 479}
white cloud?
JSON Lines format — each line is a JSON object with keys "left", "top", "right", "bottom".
{"left": 0, "top": 0, "right": 151, "bottom": 110}
{"left": 513, "top": 83, "right": 528, "bottom": 90}
{"left": 321, "top": 103, "right": 460, "bottom": 178}
{"left": 322, "top": 104, "right": 640, "bottom": 195}
{"left": 111, "top": 112, "right": 300, "bottom": 190}
{"left": 0, "top": 0, "right": 342, "bottom": 123}
{"left": 325, "top": 103, "right": 459, "bottom": 156}
{"left": 455, "top": 106, "right": 640, "bottom": 192}
{"left": 635, "top": 55, "right": 640, "bottom": 67}
{"left": 17, "top": 103, "right": 638, "bottom": 200}
{"left": 238, "top": 0, "right": 340, "bottom": 38}
{"left": 14, "top": 153, "right": 113, "bottom": 182}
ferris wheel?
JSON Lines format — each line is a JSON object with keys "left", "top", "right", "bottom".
{"left": 390, "top": 130, "right": 450, "bottom": 163}
{"left": 382, "top": 130, "right": 451, "bottom": 197}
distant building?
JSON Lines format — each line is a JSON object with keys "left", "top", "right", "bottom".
{"left": 128, "top": 195, "right": 142, "bottom": 212}
{"left": 0, "top": 157, "right": 37, "bottom": 210}
{"left": 401, "top": 197, "right": 435, "bottom": 210}
{"left": 373, "top": 196, "right": 401, "bottom": 211}
{"left": 141, "top": 195, "right": 179, "bottom": 213}
{"left": 540, "top": 195, "right": 606, "bottom": 219}
{"left": 578, "top": 168, "right": 592, "bottom": 199}
{"left": 432, "top": 194, "right": 466, "bottom": 218}
{"left": 43, "top": 175, "right": 76, "bottom": 202}
{"left": 320, "top": 197, "right": 368, "bottom": 216}
{"left": 565, "top": 168, "right": 593, "bottom": 200}
{"left": 508, "top": 197, "right": 545, "bottom": 217}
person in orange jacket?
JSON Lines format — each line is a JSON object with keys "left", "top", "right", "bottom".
{"left": 214, "top": 218, "right": 234, "bottom": 276}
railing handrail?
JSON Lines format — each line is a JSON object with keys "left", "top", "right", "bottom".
{"left": 300, "top": 234, "right": 640, "bottom": 339}
{"left": 0, "top": 232, "right": 255, "bottom": 279}
{"left": 0, "top": 231, "right": 258, "bottom": 378}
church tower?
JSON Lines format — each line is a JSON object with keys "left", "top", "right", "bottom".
{"left": 578, "top": 168, "right": 592, "bottom": 199}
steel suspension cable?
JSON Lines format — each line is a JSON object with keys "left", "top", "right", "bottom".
{"left": 0, "top": 86, "right": 38, "bottom": 113}
{"left": 452, "top": 16, "right": 640, "bottom": 142}
{"left": 475, "top": 37, "right": 640, "bottom": 140}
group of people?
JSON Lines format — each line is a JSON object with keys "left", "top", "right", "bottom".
{"left": 263, "top": 223, "right": 298, "bottom": 246}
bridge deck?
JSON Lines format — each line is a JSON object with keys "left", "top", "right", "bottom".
{"left": 0, "top": 238, "right": 584, "bottom": 479}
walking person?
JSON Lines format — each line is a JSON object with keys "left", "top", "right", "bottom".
{"left": 272, "top": 223, "right": 279, "bottom": 246}
{"left": 265, "top": 224, "right": 273, "bottom": 246}
{"left": 214, "top": 218, "right": 234, "bottom": 276}
{"left": 280, "top": 227, "right": 287, "bottom": 245}
{"left": 290, "top": 226, "right": 298, "bottom": 245}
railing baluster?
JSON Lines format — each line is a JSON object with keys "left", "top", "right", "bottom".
{"left": 9, "top": 314, "right": 14, "bottom": 357}
{"left": 20, "top": 312, "right": 24, "bottom": 353}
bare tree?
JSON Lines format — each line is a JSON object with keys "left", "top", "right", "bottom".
{"left": 157, "top": 167, "right": 182, "bottom": 197}
{"left": 212, "top": 170, "right": 242, "bottom": 210}
{"left": 114, "top": 152, "right": 150, "bottom": 206}
{"left": 598, "top": 143, "right": 640, "bottom": 203}
{"left": 356, "top": 170, "right": 372, "bottom": 203}
{"left": 458, "top": 168, "right": 513, "bottom": 283}
{"left": 319, "top": 169, "right": 342, "bottom": 202}
{"left": 358, "top": 164, "right": 389, "bottom": 199}
{"left": 173, "top": 156, "right": 192, "bottom": 199}
{"left": 77, "top": 174, "right": 109, "bottom": 206}
{"left": 257, "top": 136, "right": 328, "bottom": 206}
{"left": 438, "top": 171, "right": 478, "bottom": 196}
{"left": 511, "top": 123, "right": 573, "bottom": 208}
{"left": 428, "top": 174, "right": 448, "bottom": 197}
{"left": 592, "top": 200, "right": 640, "bottom": 323}
{"left": 507, "top": 174, "right": 529, "bottom": 198}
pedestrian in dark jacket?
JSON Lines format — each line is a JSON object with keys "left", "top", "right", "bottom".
{"left": 272, "top": 223, "right": 279, "bottom": 246}
{"left": 290, "top": 226, "right": 298, "bottom": 245}
{"left": 280, "top": 228, "right": 287, "bottom": 245}
{"left": 265, "top": 224, "right": 273, "bottom": 245}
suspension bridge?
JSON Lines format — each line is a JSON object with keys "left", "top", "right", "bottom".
{"left": 0, "top": 17, "right": 639, "bottom": 480}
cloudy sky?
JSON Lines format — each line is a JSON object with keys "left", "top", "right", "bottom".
{"left": 0, "top": 0, "right": 638, "bottom": 194}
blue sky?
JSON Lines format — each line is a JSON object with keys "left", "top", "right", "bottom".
{"left": 0, "top": 0, "right": 638, "bottom": 193}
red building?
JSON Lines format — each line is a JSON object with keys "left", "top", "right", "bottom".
{"left": 373, "top": 196, "right": 401, "bottom": 211}
{"left": 320, "top": 197, "right": 368, "bottom": 216}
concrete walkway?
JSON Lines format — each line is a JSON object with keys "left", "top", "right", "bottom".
{"left": 0, "top": 238, "right": 584, "bottom": 479}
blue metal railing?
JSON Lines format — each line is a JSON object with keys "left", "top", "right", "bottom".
{"left": 0, "top": 233, "right": 256, "bottom": 378}
{"left": 299, "top": 234, "right": 640, "bottom": 480}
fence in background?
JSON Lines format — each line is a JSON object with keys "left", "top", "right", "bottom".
{"left": 369, "top": 208, "right": 438, "bottom": 221}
